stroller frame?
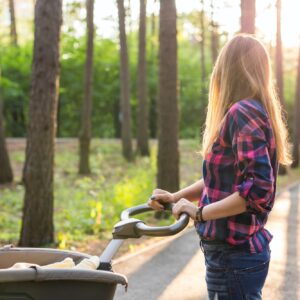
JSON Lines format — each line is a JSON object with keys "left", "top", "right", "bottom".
{"left": 0, "top": 203, "right": 189, "bottom": 300}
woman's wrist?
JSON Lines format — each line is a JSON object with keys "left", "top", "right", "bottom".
{"left": 172, "top": 190, "right": 183, "bottom": 203}
{"left": 195, "top": 206, "right": 206, "bottom": 223}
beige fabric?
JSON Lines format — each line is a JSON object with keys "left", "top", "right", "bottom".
{"left": 8, "top": 257, "right": 76, "bottom": 270}
{"left": 6, "top": 256, "right": 100, "bottom": 270}
{"left": 0, "top": 247, "right": 127, "bottom": 286}
{"left": 74, "top": 256, "right": 100, "bottom": 270}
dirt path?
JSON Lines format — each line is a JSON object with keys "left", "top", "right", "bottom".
{"left": 114, "top": 182, "right": 300, "bottom": 300}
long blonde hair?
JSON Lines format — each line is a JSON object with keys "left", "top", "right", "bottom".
{"left": 200, "top": 33, "right": 292, "bottom": 166}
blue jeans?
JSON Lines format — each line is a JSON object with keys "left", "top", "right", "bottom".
{"left": 200, "top": 240, "right": 271, "bottom": 300}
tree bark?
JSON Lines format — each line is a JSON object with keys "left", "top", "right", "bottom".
{"left": 8, "top": 0, "right": 18, "bottom": 46}
{"left": 292, "top": 45, "right": 300, "bottom": 168}
{"left": 200, "top": 0, "right": 206, "bottom": 93}
{"left": 240, "top": 0, "right": 255, "bottom": 34}
{"left": 276, "top": 0, "right": 284, "bottom": 107}
{"left": 149, "top": 0, "right": 158, "bottom": 139}
{"left": 275, "top": 0, "right": 287, "bottom": 175}
{"left": 79, "top": 0, "right": 94, "bottom": 174}
{"left": 0, "top": 96, "right": 13, "bottom": 184}
{"left": 19, "top": 0, "right": 62, "bottom": 246}
{"left": 210, "top": 0, "right": 219, "bottom": 64}
{"left": 137, "top": 0, "right": 150, "bottom": 156}
{"left": 117, "top": 0, "right": 133, "bottom": 161}
{"left": 276, "top": 0, "right": 285, "bottom": 106}
{"left": 125, "top": 0, "right": 133, "bottom": 35}
{"left": 157, "top": 0, "right": 179, "bottom": 215}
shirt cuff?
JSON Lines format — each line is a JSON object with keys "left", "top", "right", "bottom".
{"left": 235, "top": 177, "right": 257, "bottom": 214}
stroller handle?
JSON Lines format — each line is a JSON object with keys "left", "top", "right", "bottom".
{"left": 100, "top": 203, "right": 190, "bottom": 266}
{"left": 120, "top": 202, "right": 173, "bottom": 220}
{"left": 119, "top": 203, "right": 190, "bottom": 237}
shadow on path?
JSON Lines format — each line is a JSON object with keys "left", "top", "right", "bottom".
{"left": 281, "top": 184, "right": 299, "bottom": 299}
{"left": 115, "top": 230, "right": 206, "bottom": 300}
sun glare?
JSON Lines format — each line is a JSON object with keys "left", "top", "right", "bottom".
{"left": 255, "top": 0, "right": 300, "bottom": 48}
{"left": 5, "top": 0, "right": 300, "bottom": 48}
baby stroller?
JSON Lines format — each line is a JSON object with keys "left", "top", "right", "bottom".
{"left": 0, "top": 203, "right": 189, "bottom": 300}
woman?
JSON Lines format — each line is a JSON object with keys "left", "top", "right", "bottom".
{"left": 148, "top": 34, "right": 292, "bottom": 300}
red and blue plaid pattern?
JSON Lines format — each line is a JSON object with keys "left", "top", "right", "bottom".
{"left": 195, "top": 98, "right": 278, "bottom": 253}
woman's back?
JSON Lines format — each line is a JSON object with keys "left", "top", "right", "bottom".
{"left": 196, "top": 98, "right": 278, "bottom": 253}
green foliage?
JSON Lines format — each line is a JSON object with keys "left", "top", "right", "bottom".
{"left": 0, "top": 139, "right": 201, "bottom": 248}
{"left": 1, "top": 8, "right": 298, "bottom": 144}
{"left": 0, "top": 140, "right": 158, "bottom": 248}
{"left": 2, "top": 138, "right": 300, "bottom": 249}
{"left": 0, "top": 43, "right": 32, "bottom": 136}
{"left": 1, "top": 11, "right": 216, "bottom": 140}
{"left": 178, "top": 38, "right": 208, "bottom": 139}
{"left": 59, "top": 34, "right": 121, "bottom": 138}
{"left": 0, "top": 185, "right": 24, "bottom": 242}
{"left": 54, "top": 142, "right": 157, "bottom": 248}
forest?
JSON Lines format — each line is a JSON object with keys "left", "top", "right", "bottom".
{"left": 0, "top": 0, "right": 300, "bottom": 252}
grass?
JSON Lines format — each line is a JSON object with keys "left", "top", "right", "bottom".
{"left": 0, "top": 139, "right": 202, "bottom": 250}
{"left": 1, "top": 138, "right": 300, "bottom": 255}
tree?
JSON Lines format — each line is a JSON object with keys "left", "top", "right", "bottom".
{"left": 117, "top": 0, "right": 133, "bottom": 161}
{"left": 156, "top": 0, "right": 179, "bottom": 216}
{"left": 210, "top": 0, "right": 219, "bottom": 64}
{"left": 19, "top": 0, "right": 62, "bottom": 246}
{"left": 8, "top": 0, "right": 18, "bottom": 46}
{"left": 275, "top": 0, "right": 287, "bottom": 175}
{"left": 200, "top": 0, "right": 206, "bottom": 93}
{"left": 291, "top": 45, "right": 300, "bottom": 168}
{"left": 276, "top": 0, "right": 284, "bottom": 107}
{"left": 125, "top": 0, "right": 133, "bottom": 36}
{"left": 149, "top": 0, "right": 158, "bottom": 139}
{"left": 0, "top": 78, "right": 13, "bottom": 184}
{"left": 7, "top": 0, "right": 26, "bottom": 140}
{"left": 136, "top": 0, "right": 150, "bottom": 156}
{"left": 240, "top": 0, "right": 255, "bottom": 34}
{"left": 79, "top": 0, "right": 94, "bottom": 174}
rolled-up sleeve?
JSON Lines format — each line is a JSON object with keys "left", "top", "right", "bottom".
{"left": 233, "top": 128, "right": 275, "bottom": 215}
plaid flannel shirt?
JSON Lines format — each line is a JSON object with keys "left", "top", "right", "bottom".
{"left": 195, "top": 98, "right": 278, "bottom": 253}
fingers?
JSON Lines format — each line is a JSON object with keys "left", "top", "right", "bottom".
{"left": 147, "top": 195, "right": 164, "bottom": 211}
{"left": 172, "top": 198, "right": 196, "bottom": 220}
{"left": 148, "top": 189, "right": 172, "bottom": 211}
{"left": 172, "top": 201, "right": 181, "bottom": 220}
{"left": 153, "top": 188, "right": 168, "bottom": 194}
{"left": 151, "top": 191, "right": 172, "bottom": 203}
{"left": 147, "top": 198, "right": 164, "bottom": 211}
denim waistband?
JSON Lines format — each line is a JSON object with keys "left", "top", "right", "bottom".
{"left": 199, "top": 239, "right": 237, "bottom": 252}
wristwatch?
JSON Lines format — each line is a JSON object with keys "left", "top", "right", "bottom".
{"left": 195, "top": 206, "right": 206, "bottom": 223}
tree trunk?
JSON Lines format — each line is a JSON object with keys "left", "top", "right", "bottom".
{"left": 292, "top": 45, "right": 300, "bottom": 168}
{"left": 149, "top": 0, "right": 158, "bottom": 139}
{"left": 113, "top": 99, "right": 121, "bottom": 138}
{"left": 276, "top": 0, "right": 284, "bottom": 107}
{"left": 8, "top": 0, "right": 18, "bottom": 46}
{"left": 210, "top": 0, "right": 219, "bottom": 64}
{"left": 125, "top": 0, "right": 133, "bottom": 35}
{"left": 150, "top": 0, "right": 157, "bottom": 56}
{"left": 137, "top": 0, "right": 150, "bottom": 156}
{"left": 0, "top": 97, "right": 13, "bottom": 184}
{"left": 19, "top": 0, "right": 62, "bottom": 246}
{"left": 117, "top": 0, "right": 133, "bottom": 161}
{"left": 200, "top": 0, "right": 206, "bottom": 93}
{"left": 156, "top": 0, "right": 179, "bottom": 218}
{"left": 275, "top": 0, "right": 287, "bottom": 175}
{"left": 240, "top": 0, "right": 255, "bottom": 34}
{"left": 79, "top": 0, "right": 94, "bottom": 174}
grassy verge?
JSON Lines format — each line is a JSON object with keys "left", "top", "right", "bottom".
{"left": 1, "top": 138, "right": 299, "bottom": 257}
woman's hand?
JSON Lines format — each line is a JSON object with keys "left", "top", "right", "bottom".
{"left": 147, "top": 188, "right": 176, "bottom": 211}
{"left": 172, "top": 198, "right": 197, "bottom": 220}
